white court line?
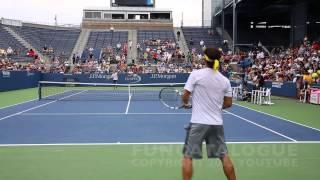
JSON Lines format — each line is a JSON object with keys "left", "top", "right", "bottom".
{"left": 0, "top": 90, "right": 88, "bottom": 122}
{"left": 224, "top": 110, "right": 297, "bottom": 142}
{"left": 0, "top": 141, "right": 320, "bottom": 147}
{"left": 125, "top": 94, "right": 132, "bottom": 114}
{"left": 234, "top": 103, "right": 320, "bottom": 132}
{"left": 20, "top": 112, "right": 194, "bottom": 116}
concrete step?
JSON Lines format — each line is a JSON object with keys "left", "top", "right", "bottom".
{"left": 126, "top": 29, "right": 138, "bottom": 64}
{"left": 173, "top": 27, "right": 189, "bottom": 55}
{"left": 69, "top": 28, "right": 91, "bottom": 63}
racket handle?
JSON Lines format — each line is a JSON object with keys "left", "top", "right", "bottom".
{"left": 181, "top": 104, "right": 192, "bottom": 109}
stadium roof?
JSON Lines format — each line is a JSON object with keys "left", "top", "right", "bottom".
{"left": 219, "top": 0, "right": 320, "bottom": 17}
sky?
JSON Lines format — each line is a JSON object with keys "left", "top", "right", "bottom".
{"left": 0, "top": 0, "right": 204, "bottom": 27}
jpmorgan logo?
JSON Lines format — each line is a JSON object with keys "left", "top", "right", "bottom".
{"left": 151, "top": 74, "right": 177, "bottom": 80}
{"left": 89, "top": 74, "right": 112, "bottom": 79}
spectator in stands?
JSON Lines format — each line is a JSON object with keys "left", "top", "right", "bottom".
{"left": 89, "top": 47, "right": 94, "bottom": 53}
{"left": 202, "top": 45, "right": 206, "bottom": 52}
{"left": 116, "top": 42, "right": 121, "bottom": 51}
{"left": 76, "top": 53, "right": 81, "bottom": 62}
{"left": 27, "top": 49, "right": 35, "bottom": 57}
{"left": 137, "top": 42, "right": 141, "bottom": 51}
{"left": 252, "top": 71, "right": 264, "bottom": 89}
{"left": 43, "top": 44, "right": 48, "bottom": 54}
{"left": 303, "top": 70, "right": 313, "bottom": 87}
{"left": 48, "top": 45, "right": 54, "bottom": 53}
{"left": 256, "top": 51, "right": 265, "bottom": 59}
{"left": 72, "top": 54, "right": 76, "bottom": 64}
{"left": 0, "top": 49, "right": 6, "bottom": 57}
{"left": 6, "top": 47, "right": 13, "bottom": 56}
{"left": 303, "top": 36, "right": 309, "bottom": 45}
{"left": 177, "top": 31, "right": 181, "bottom": 41}
{"left": 257, "top": 71, "right": 265, "bottom": 89}
{"left": 89, "top": 52, "right": 94, "bottom": 59}
{"left": 189, "top": 38, "right": 194, "bottom": 46}
{"left": 200, "top": 40, "right": 204, "bottom": 47}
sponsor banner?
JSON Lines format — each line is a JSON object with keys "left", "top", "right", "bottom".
{"left": 27, "top": 72, "right": 35, "bottom": 76}
{"left": 150, "top": 74, "right": 177, "bottom": 80}
{"left": 0, "top": 71, "right": 40, "bottom": 91}
{"left": 272, "top": 82, "right": 283, "bottom": 88}
{"left": 124, "top": 74, "right": 142, "bottom": 83}
{"left": 2, "top": 71, "right": 11, "bottom": 78}
{"left": 42, "top": 73, "right": 189, "bottom": 84}
{"left": 0, "top": 72, "right": 297, "bottom": 97}
{"left": 89, "top": 74, "right": 112, "bottom": 80}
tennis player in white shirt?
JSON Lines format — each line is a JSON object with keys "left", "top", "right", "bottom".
{"left": 181, "top": 47, "right": 236, "bottom": 180}
{"left": 111, "top": 71, "right": 119, "bottom": 89}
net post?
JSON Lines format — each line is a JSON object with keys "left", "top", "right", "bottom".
{"left": 38, "top": 81, "right": 42, "bottom": 100}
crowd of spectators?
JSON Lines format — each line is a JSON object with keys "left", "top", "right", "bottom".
{"left": 228, "top": 39, "right": 320, "bottom": 86}
{"left": 42, "top": 44, "right": 54, "bottom": 55}
{"left": 1, "top": 36, "right": 320, "bottom": 87}
{"left": 0, "top": 46, "right": 37, "bottom": 58}
{"left": 135, "top": 38, "right": 197, "bottom": 73}
{"left": 0, "top": 57, "right": 47, "bottom": 72}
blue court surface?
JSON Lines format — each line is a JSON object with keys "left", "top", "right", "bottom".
{"left": 0, "top": 91, "right": 320, "bottom": 146}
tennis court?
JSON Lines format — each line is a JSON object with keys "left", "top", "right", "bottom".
{"left": 0, "top": 85, "right": 320, "bottom": 180}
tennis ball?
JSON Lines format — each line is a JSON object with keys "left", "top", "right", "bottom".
{"left": 312, "top": 73, "right": 319, "bottom": 79}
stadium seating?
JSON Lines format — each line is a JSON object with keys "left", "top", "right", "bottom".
{"left": 0, "top": 25, "right": 34, "bottom": 62}
{"left": 137, "top": 29, "right": 177, "bottom": 64}
{"left": 83, "top": 31, "right": 128, "bottom": 59}
{"left": 137, "top": 29, "right": 176, "bottom": 50}
{"left": 10, "top": 25, "right": 80, "bottom": 58}
{"left": 182, "top": 27, "right": 222, "bottom": 53}
{"left": 238, "top": 28, "right": 290, "bottom": 47}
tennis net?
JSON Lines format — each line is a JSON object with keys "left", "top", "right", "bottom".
{"left": 38, "top": 81, "right": 185, "bottom": 101}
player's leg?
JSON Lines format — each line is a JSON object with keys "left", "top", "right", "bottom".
{"left": 113, "top": 80, "right": 117, "bottom": 90}
{"left": 182, "top": 124, "right": 208, "bottom": 180}
{"left": 182, "top": 157, "right": 193, "bottom": 180}
{"left": 206, "top": 125, "right": 236, "bottom": 180}
{"left": 220, "top": 155, "right": 236, "bottom": 180}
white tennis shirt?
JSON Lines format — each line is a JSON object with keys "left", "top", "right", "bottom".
{"left": 111, "top": 72, "right": 118, "bottom": 81}
{"left": 184, "top": 68, "right": 232, "bottom": 125}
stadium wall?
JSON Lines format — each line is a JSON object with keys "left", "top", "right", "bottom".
{"left": 0, "top": 71, "right": 304, "bottom": 98}
{"left": 41, "top": 73, "right": 188, "bottom": 84}
{"left": 0, "top": 71, "right": 40, "bottom": 91}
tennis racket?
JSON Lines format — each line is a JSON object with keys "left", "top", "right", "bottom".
{"left": 159, "top": 87, "right": 192, "bottom": 110}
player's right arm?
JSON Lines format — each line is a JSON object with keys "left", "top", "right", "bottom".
{"left": 222, "top": 80, "right": 233, "bottom": 109}
{"left": 183, "top": 72, "right": 196, "bottom": 108}
{"left": 222, "top": 96, "right": 232, "bottom": 109}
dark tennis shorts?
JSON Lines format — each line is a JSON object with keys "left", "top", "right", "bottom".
{"left": 183, "top": 123, "right": 228, "bottom": 159}
{"left": 113, "top": 80, "right": 118, "bottom": 84}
